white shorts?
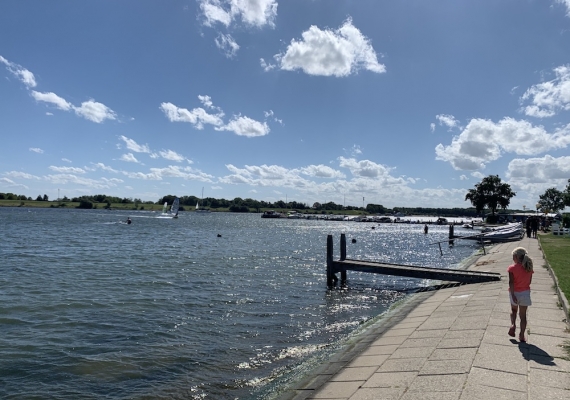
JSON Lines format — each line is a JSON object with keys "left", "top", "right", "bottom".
{"left": 510, "top": 290, "right": 532, "bottom": 307}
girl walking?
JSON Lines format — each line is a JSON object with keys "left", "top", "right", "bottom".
{"left": 508, "top": 247, "right": 534, "bottom": 342}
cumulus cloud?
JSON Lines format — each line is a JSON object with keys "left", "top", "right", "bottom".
{"left": 0, "top": 55, "right": 36, "bottom": 88}
{"left": 217, "top": 115, "right": 270, "bottom": 137}
{"left": 90, "top": 163, "right": 119, "bottom": 173}
{"left": 44, "top": 173, "right": 122, "bottom": 189}
{"left": 274, "top": 17, "right": 385, "bottom": 77}
{"left": 161, "top": 97, "right": 270, "bottom": 137}
{"left": 338, "top": 157, "right": 398, "bottom": 180}
{"left": 299, "top": 165, "right": 345, "bottom": 179}
{"left": 1, "top": 56, "right": 116, "bottom": 124}
{"left": 74, "top": 99, "right": 116, "bottom": 123}
{"left": 120, "top": 153, "right": 139, "bottom": 163}
{"left": 160, "top": 101, "right": 224, "bottom": 129}
{"left": 119, "top": 135, "right": 151, "bottom": 153}
{"left": 215, "top": 33, "right": 240, "bottom": 58}
{"left": 436, "top": 114, "right": 460, "bottom": 130}
{"left": 31, "top": 91, "right": 72, "bottom": 111}
{"left": 507, "top": 154, "right": 570, "bottom": 185}
{"left": 199, "top": 0, "right": 278, "bottom": 28}
{"left": 29, "top": 147, "right": 44, "bottom": 154}
{"left": 158, "top": 149, "right": 185, "bottom": 162}
{"left": 435, "top": 117, "right": 570, "bottom": 170}
{"left": 30, "top": 91, "right": 115, "bottom": 123}
{"left": 520, "top": 64, "right": 570, "bottom": 117}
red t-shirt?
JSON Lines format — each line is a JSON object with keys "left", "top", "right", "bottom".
{"left": 507, "top": 263, "right": 533, "bottom": 292}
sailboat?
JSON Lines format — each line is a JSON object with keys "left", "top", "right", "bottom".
{"left": 195, "top": 188, "right": 211, "bottom": 213}
{"left": 158, "top": 198, "right": 180, "bottom": 218}
{"left": 170, "top": 197, "right": 180, "bottom": 218}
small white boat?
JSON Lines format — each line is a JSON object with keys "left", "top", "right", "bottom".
{"left": 195, "top": 188, "right": 211, "bottom": 213}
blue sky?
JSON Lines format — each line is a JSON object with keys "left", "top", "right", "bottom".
{"left": 1, "top": 0, "right": 570, "bottom": 210}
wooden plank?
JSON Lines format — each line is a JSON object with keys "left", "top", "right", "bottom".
{"left": 332, "top": 259, "right": 500, "bottom": 284}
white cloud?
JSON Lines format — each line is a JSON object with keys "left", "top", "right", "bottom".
{"left": 4, "top": 171, "right": 40, "bottom": 180}
{"left": 459, "top": 175, "right": 468, "bottom": 180}
{"left": 62, "top": 158, "right": 72, "bottom": 163}
{"left": 430, "top": 123, "right": 435, "bottom": 132}
{"left": 338, "top": 157, "right": 399, "bottom": 180}
{"left": 159, "top": 149, "right": 185, "bottom": 162}
{"left": 74, "top": 99, "right": 116, "bottom": 123}
{"left": 31, "top": 91, "right": 72, "bottom": 111}
{"left": 49, "top": 166, "right": 85, "bottom": 174}
{"left": 274, "top": 17, "right": 385, "bottom": 77}
{"left": 29, "top": 147, "right": 44, "bottom": 154}
{"left": 299, "top": 165, "right": 345, "bottom": 179}
{"left": 507, "top": 154, "right": 570, "bottom": 185}
{"left": 435, "top": 117, "right": 570, "bottom": 170}
{"left": 44, "top": 174, "right": 121, "bottom": 189}
{"left": 215, "top": 33, "right": 240, "bottom": 58}
{"left": 0, "top": 55, "right": 36, "bottom": 88}
{"left": 436, "top": 114, "right": 460, "bottom": 130}
{"left": 160, "top": 101, "right": 224, "bottom": 129}
{"left": 217, "top": 115, "right": 270, "bottom": 137}
{"left": 119, "top": 135, "right": 151, "bottom": 153}
{"left": 122, "top": 165, "right": 214, "bottom": 182}
{"left": 120, "top": 153, "right": 139, "bottom": 163}
{"left": 520, "top": 64, "right": 570, "bottom": 117}
{"left": 199, "top": 0, "right": 278, "bottom": 28}
{"left": 260, "top": 58, "right": 276, "bottom": 71}
{"left": 556, "top": 0, "right": 570, "bottom": 17}
{"left": 90, "top": 163, "right": 119, "bottom": 173}
{"left": 199, "top": 0, "right": 233, "bottom": 27}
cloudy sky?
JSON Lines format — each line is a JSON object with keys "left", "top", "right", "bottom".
{"left": 1, "top": 0, "right": 570, "bottom": 210}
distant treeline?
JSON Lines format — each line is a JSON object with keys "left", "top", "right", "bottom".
{"left": 0, "top": 191, "right": 498, "bottom": 216}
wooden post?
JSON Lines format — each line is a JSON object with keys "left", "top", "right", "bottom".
{"left": 448, "top": 224, "right": 455, "bottom": 246}
{"left": 340, "top": 234, "right": 347, "bottom": 284}
{"left": 327, "top": 235, "right": 334, "bottom": 287}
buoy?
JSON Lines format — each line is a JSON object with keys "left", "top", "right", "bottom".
{"left": 351, "top": 238, "right": 356, "bottom": 243}
{"left": 217, "top": 234, "right": 222, "bottom": 237}
{"left": 371, "top": 226, "right": 375, "bottom": 229}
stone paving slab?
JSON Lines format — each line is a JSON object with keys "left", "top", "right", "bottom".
{"left": 277, "top": 237, "right": 570, "bottom": 400}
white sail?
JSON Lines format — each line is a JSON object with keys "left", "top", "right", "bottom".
{"left": 162, "top": 202, "right": 168, "bottom": 213}
{"left": 195, "top": 201, "right": 199, "bottom": 210}
{"left": 171, "top": 198, "right": 180, "bottom": 216}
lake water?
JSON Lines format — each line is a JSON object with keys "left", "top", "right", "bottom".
{"left": 0, "top": 208, "right": 482, "bottom": 399}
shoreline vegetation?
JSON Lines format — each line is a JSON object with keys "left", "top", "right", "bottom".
{"left": 0, "top": 198, "right": 524, "bottom": 217}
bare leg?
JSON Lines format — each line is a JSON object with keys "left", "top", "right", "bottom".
{"left": 519, "top": 305, "right": 528, "bottom": 341}
{"left": 509, "top": 305, "right": 518, "bottom": 336}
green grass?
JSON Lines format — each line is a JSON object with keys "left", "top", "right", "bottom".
{"left": 538, "top": 233, "right": 570, "bottom": 309}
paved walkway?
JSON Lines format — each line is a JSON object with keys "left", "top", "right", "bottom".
{"left": 280, "top": 236, "right": 570, "bottom": 400}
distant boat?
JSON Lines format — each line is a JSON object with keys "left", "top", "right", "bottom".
{"left": 195, "top": 188, "right": 211, "bottom": 213}
{"left": 261, "top": 210, "right": 284, "bottom": 218}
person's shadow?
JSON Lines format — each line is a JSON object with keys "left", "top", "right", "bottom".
{"left": 510, "top": 339, "right": 557, "bottom": 366}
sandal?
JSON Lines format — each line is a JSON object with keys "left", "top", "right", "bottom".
{"left": 508, "top": 326, "right": 516, "bottom": 337}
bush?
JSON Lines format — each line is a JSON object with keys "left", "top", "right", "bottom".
{"left": 78, "top": 200, "right": 93, "bottom": 209}
{"left": 563, "top": 214, "right": 570, "bottom": 228}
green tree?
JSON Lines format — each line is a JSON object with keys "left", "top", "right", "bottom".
{"left": 43, "top": 194, "right": 49, "bottom": 201}
{"left": 538, "top": 187, "right": 565, "bottom": 214}
{"left": 465, "top": 175, "right": 515, "bottom": 217}
{"left": 564, "top": 179, "right": 570, "bottom": 207}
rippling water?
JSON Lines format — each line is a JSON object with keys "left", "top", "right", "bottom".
{"left": 0, "top": 208, "right": 481, "bottom": 399}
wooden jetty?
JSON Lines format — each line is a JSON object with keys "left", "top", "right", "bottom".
{"left": 326, "top": 234, "right": 501, "bottom": 288}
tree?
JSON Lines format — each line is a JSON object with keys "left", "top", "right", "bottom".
{"left": 564, "top": 179, "right": 570, "bottom": 207}
{"left": 43, "top": 194, "right": 49, "bottom": 201}
{"left": 465, "top": 175, "right": 515, "bottom": 217}
{"left": 538, "top": 188, "right": 565, "bottom": 214}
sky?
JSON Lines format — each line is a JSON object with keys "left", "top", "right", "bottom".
{"left": 1, "top": 0, "right": 570, "bottom": 210}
